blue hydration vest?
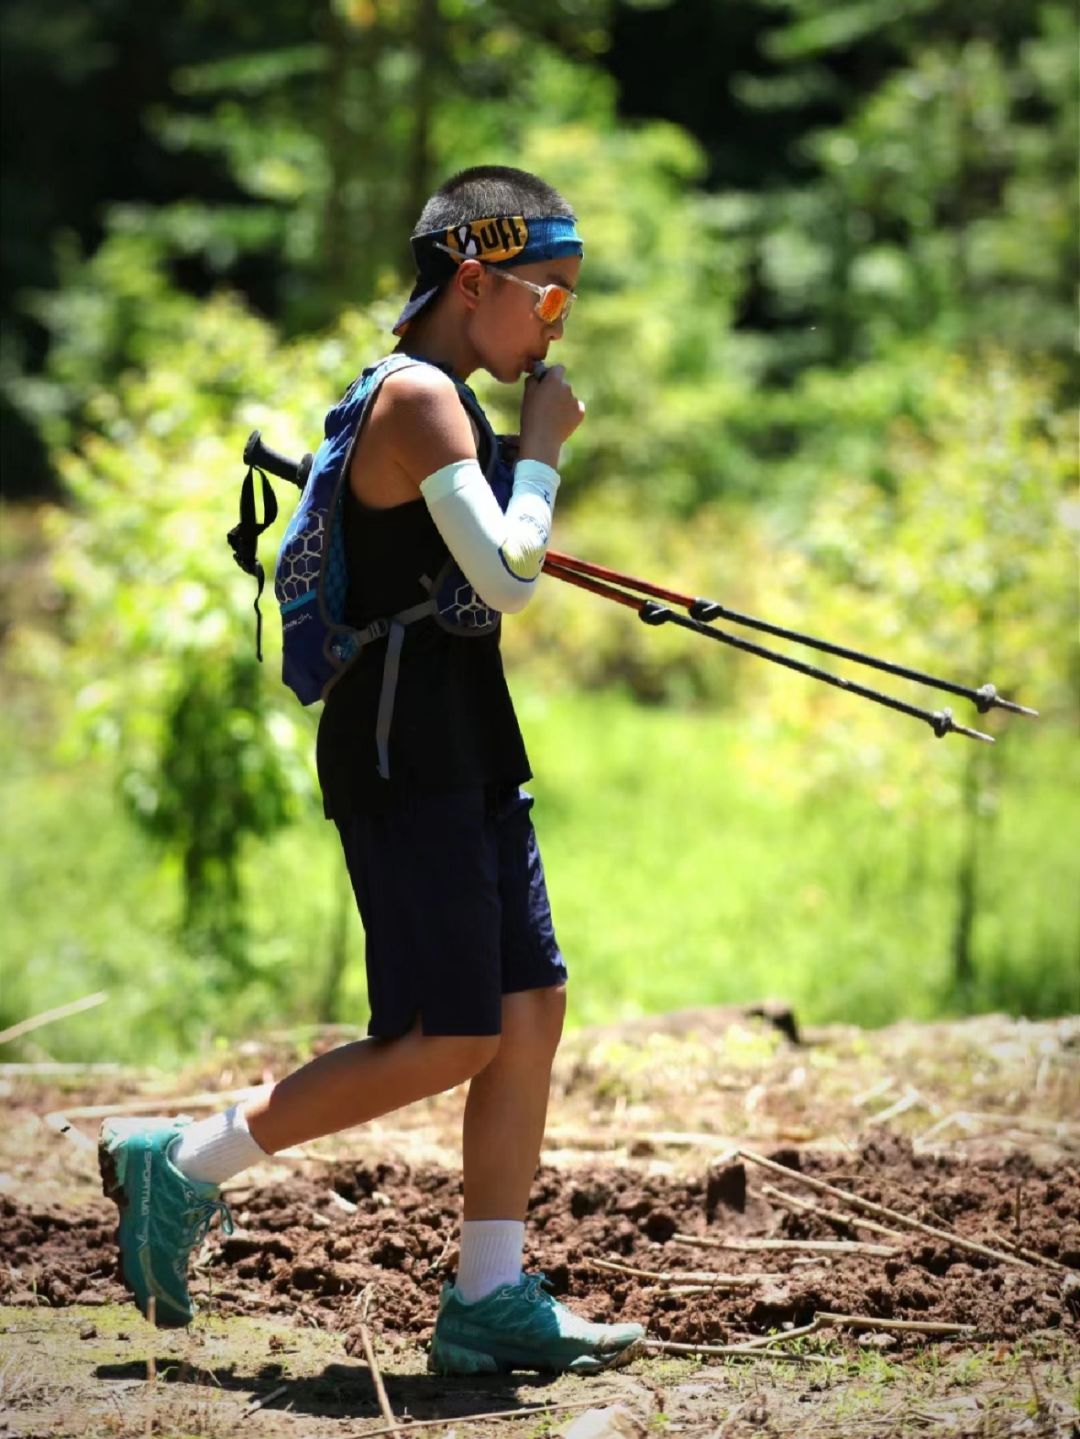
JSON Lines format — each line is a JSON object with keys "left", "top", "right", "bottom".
{"left": 228, "top": 355, "right": 514, "bottom": 774}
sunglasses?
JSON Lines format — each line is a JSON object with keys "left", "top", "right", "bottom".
{"left": 433, "top": 242, "right": 576, "bottom": 326}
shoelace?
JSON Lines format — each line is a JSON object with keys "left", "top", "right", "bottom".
{"left": 182, "top": 1195, "right": 235, "bottom": 1249}
{"left": 520, "top": 1271, "right": 556, "bottom": 1304}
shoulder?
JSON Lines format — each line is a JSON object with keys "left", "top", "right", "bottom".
{"left": 377, "top": 360, "right": 459, "bottom": 415}
{"left": 371, "top": 361, "right": 479, "bottom": 476}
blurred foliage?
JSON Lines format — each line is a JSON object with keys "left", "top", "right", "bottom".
{"left": 1, "top": 0, "right": 1077, "bottom": 1038}
{"left": 2, "top": 682, "right": 1076, "bottom": 1061}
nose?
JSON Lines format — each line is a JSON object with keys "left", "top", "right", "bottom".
{"left": 546, "top": 318, "right": 565, "bottom": 342}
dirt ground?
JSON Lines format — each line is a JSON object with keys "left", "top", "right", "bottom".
{"left": 1, "top": 1009, "right": 1077, "bottom": 1438}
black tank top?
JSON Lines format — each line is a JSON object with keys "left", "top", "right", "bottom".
{"left": 315, "top": 404, "right": 531, "bottom": 819}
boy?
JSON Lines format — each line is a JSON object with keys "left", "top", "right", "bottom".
{"left": 100, "top": 165, "right": 645, "bottom": 1376}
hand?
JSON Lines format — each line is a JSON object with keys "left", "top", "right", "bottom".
{"left": 519, "top": 364, "right": 585, "bottom": 470}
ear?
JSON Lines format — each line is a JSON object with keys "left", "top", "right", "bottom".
{"left": 455, "top": 258, "right": 485, "bottom": 312}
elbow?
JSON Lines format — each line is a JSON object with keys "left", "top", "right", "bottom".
{"left": 479, "top": 570, "right": 537, "bottom": 614}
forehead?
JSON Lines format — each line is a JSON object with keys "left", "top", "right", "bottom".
{"left": 509, "top": 255, "right": 581, "bottom": 289}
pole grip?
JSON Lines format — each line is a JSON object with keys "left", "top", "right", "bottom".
{"left": 244, "top": 430, "right": 310, "bottom": 488}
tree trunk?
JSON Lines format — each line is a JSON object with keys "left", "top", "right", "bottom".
{"left": 951, "top": 742, "right": 979, "bottom": 995}
{"left": 951, "top": 599, "right": 998, "bottom": 998}
{"left": 404, "top": 0, "right": 443, "bottom": 237}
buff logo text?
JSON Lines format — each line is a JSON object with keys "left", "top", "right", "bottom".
{"left": 446, "top": 215, "right": 529, "bottom": 263}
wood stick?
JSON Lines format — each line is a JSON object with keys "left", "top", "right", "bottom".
{"left": 738, "top": 1148, "right": 1034, "bottom": 1270}
{"left": 965, "top": 1110, "right": 1080, "bottom": 1138}
{"left": 735, "top": 1319, "right": 825, "bottom": 1349}
{"left": 145, "top": 1297, "right": 157, "bottom": 1439}
{"left": 43, "top": 1112, "right": 98, "bottom": 1152}
{"left": 851, "top": 1076, "right": 895, "bottom": 1107}
{"left": 0, "top": 992, "right": 108, "bottom": 1046}
{"left": 0, "top": 1061, "right": 132, "bottom": 1076}
{"left": 673, "top": 1231, "right": 898, "bottom": 1258}
{"left": 45, "top": 1085, "right": 266, "bottom": 1123}
{"left": 642, "top": 1339, "right": 837, "bottom": 1365}
{"left": 356, "top": 1288, "right": 398, "bottom": 1435}
{"left": 356, "top": 1324, "right": 397, "bottom": 1434}
{"left": 589, "top": 1257, "right": 761, "bottom": 1287}
{"left": 870, "top": 1088, "right": 924, "bottom": 1126}
{"left": 244, "top": 1384, "right": 289, "bottom": 1416}
{"left": 758, "top": 1183, "right": 908, "bottom": 1242}
{"left": 978, "top": 1230, "right": 1071, "bottom": 1275}
{"left": 815, "top": 1312, "right": 976, "bottom": 1336}
{"left": 352, "top": 1396, "right": 625, "bottom": 1438}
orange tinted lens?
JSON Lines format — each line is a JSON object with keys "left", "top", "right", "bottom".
{"left": 536, "top": 286, "right": 572, "bottom": 324}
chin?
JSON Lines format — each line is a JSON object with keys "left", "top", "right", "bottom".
{"left": 482, "top": 352, "right": 524, "bottom": 384}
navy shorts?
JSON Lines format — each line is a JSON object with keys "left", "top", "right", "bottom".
{"left": 333, "top": 783, "right": 567, "bottom": 1037}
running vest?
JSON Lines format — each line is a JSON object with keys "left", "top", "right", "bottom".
{"left": 306, "top": 355, "right": 530, "bottom": 812}
{"left": 276, "top": 354, "right": 513, "bottom": 775}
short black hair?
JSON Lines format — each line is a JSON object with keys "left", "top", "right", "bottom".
{"left": 412, "top": 165, "right": 575, "bottom": 236}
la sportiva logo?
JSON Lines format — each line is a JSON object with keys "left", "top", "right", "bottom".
{"left": 445, "top": 216, "right": 529, "bottom": 263}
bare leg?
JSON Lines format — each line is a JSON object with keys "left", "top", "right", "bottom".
{"left": 243, "top": 1025, "right": 500, "bottom": 1155}
{"left": 462, "top": 986, "right": 566, "bottom": 1220}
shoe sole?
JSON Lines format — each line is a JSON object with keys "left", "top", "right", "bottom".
{"left": 98, "top": 1130, "right": 191, "bottom": 1330}
{"left": 428, "top": 1334, "right": 644, "bottom": 1377}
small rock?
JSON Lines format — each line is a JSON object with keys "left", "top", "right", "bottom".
{"left": 558, "top": 1405, "right": 647, "bottom": 1439}
{"left": 643, "top": 1209, "right": 677, "bottom": 1242}
{"left": 857, "top": 1331, "right": 898, "bottom": 1350}
{"left": 78, "top": 1323, "right": 97, "bottom": 1340}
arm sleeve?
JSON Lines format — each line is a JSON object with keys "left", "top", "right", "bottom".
{"left": 419, "top": 457, "right": 560, "bottom": 614}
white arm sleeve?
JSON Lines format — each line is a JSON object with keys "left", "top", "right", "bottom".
{"left": 419, "top": 457, "right": 560, "bottom": 614}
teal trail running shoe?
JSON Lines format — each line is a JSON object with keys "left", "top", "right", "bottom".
{"left": 428, "top": 1271, "right": 645, "bottom": 1375}
{"left": 98, "top": 1118, "right": 233, "bottom": 1328}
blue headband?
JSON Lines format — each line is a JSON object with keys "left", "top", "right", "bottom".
{"left": 393, "top": 214, "right": 583, "bottom": 336}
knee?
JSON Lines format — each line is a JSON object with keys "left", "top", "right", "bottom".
{"left": 502, "top": 984, "right": 567, "bottom": 1061}
{"left": 427, "top": 1032, "right": 501, "bottom": 1087}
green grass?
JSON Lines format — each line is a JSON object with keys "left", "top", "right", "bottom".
{"left": 2, "top": 686, "right": 1077, "bottom": 1063}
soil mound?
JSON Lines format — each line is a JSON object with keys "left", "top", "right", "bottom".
{"left": 3, "top": 1139, "right": 1075, "bottom": 1351}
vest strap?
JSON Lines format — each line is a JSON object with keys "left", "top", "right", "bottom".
{"left": 368, "top": 597, "right": 436, "bottom": 779}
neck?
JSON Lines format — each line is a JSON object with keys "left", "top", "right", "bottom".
{"left": 393, "top": 303, "right": 479, "bottom": 382}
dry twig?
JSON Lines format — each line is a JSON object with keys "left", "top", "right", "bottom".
{"left": 244, "top": 1384, "right": 289, "bottom": 1416}
{"left": 738, "top": 1148, "right": 1036, "bottom": 1269}
{"left": 145, "top": 1297, "right": 156, "bottom": 1439}
{"left": 673, "top": 1231, "right": 898, "bottom": 1258}
{"left": 735, "top": 1319, "right": 826, "bottom": 1349}
{"left": 643, "top": 1338, "right": 837, "bottom": 1365}
{"left": 869, "top": 1087, "right": 926, "bottom": 1126}
{"left": 0, "top": 991, "right": 108, "bottom": 1046}
{"left": 45, "top": 1085, "right": 266, "bottom": 1123}
{"left": 758, "top": 1183, "right": 907, "bottom": 1242}
{"left": 815, "top": 1311, "right": 976, "bottom": 1336}
{"left": 353, "top": 1396, "right": 624, "bottom": 1438}
{"left": 356, "top": 1286, "right": 399, "bottom": 1435}
{"left": 589, "top": 1256, "right": 760, "bottom": 1287}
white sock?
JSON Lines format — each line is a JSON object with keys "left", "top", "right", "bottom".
{"left": 455, "top": 1219, "right": 525, "bottom": 1303}
{"left": 169, "top": 1104, "right": 268, "bottom": 1187}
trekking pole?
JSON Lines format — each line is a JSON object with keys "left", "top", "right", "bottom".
{"left": 545, "top": 549, "right": 1038, "bottom": 723}
{"left": 244, "top": 430, "right": 311, "bottom": 488}
{"left": 238, "top": 432, "right": 1025, "bottom": 742}
{"left": 542, "top": 557, "right": 997, "bottom": 744}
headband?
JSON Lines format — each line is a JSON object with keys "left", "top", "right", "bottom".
{"left": 392, "top": 214, "right": 583, "bottom": 336}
